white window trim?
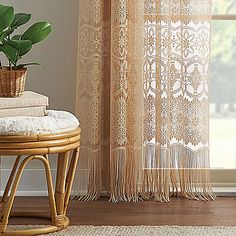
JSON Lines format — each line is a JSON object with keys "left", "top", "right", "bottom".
{"left": 210, "top": 14, "right": 236, "bottom": 193}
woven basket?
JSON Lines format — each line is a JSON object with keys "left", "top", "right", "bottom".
{"left": 0, "top": 68, "right": 27, "bottom": 97}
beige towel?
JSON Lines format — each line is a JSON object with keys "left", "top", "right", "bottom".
{"left": 0, "top": 91, "right": 49, "bottom": 109}
{"left": 0, "top": 106, "right": 47, "bottom": 117}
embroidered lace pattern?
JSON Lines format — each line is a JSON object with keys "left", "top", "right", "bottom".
{"left": 76, "top": 0, "right": 215, "bottom": 202}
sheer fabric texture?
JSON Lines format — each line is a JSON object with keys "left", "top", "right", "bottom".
{"left": 76, "top": 0, "right": 215, "bottom": 202}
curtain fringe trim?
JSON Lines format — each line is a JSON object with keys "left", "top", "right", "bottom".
{"left": 74, "top": 145, "right": 216, "bottom": 202}
{"left": 109, "top": 145, "right": 216, "bottom": 202}
{"left": 72, "top": 148, "right": 101, "bottom": 201}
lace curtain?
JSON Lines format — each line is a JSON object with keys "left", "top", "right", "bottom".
{"left": 76, "top": 0, "right": 215, "bottom": 202}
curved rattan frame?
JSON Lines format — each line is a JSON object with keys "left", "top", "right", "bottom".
{"left": 0, "top": 128, "right": 81, "bottom": 235}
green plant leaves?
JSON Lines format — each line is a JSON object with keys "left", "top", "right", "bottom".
{"left": 11, "top": 35, "right": 21, "bottom": 40}
{"left": 6, "top": 39, "right": 32, "bottom": 57}
{"left": 0, "top": 4, "right": 14, "bottom": 32}
{"left": 15, "top": 62, "right": 39, "bottom": 69}
{"left": 0, "top": 28, "right": 14, "bottom": 41}
{"left": 0, "top": 10, "right": 30, "bottom": 43}
{"left": 21, "top": 22, "right": 52, "bottom": 44}
{"left": 11, "top": 13, "right": 31, "bottom": 28}
{"left": 0, "top": 40, "right": 32, "bottom": 65}
{"left": 0, "top": 44, "right": 18, "bottom": 65}
{"left": 0, "top": 4, "right": 52, "bottom": 68}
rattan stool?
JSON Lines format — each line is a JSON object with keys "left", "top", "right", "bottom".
{"left": 0, "top": 111, "right": 80, "bottom": 235}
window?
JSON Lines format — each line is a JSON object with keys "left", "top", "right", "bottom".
{"left": 211, "top": 0, "right": 236, "bottom": 186}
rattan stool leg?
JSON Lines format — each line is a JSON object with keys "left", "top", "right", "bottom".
{"left": 1, "top": 155, "right": 33, "bottom": 232}
{"left": 1, "top": 156, "right": 21, "bottom": 206}
{"left": 55, "top": 151, "right": 70, "bottom": 216}
{"left": 64, "top": 148, "right": 80, "bottom": 214}
{"left": 38, "top": 155, "right": 58, "bottom": 224}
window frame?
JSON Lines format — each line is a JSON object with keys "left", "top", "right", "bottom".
{"left": 213, "top": 15, "right": 236, "bottom": 20}
{"left": 211, "top": 14, "right": 236, "bottom": 191}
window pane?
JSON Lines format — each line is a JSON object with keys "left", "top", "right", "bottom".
{"left": 213, "top": 0, "right": 236, "bottom": 15}
{"left": 210, "top": 19, "right": 236, "bottom": 169}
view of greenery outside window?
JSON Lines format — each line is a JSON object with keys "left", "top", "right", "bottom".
{"left": 211, "top": 0, "right": 236, "bottom": 168}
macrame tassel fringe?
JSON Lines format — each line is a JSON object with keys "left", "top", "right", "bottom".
{"left": 72, "top": 147, "right": 101, "bottom": 201}
{"left": 110, "top": 145, "right": 215, "bottom": 202}
{"left": 140, "top": 168, "right": 170, "bottom": 202}
{"left": 140, "top": 145, "right": 170, "bottom": 202}
{"left": 169, "top": 145, "right": 216, "bottom": 201}
{"left": 110, "top": 148, "right": 140, "bottom": 202}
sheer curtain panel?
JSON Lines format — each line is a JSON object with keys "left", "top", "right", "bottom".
{"left": 76, "top": 0, "right": 215, "bottom": 202}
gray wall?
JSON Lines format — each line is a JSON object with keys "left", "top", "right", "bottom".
{"left": 1, "top": 0, "right": 79, "bottom": 195}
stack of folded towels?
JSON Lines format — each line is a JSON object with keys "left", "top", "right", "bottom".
{"left": 0, "top": 91, "right": 48, "bottom": 117}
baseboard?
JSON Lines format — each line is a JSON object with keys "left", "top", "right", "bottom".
{"left": 1, "top": 169, "right": 236, "bottom": 197}
{"left": 0, "top": 190, "right": 49, "bottom": 196}
{"left": 2, "top": 189, "right": 235, "bottom": 197}
{"left": 2, "top": 190, "right": 236, "bottom": 197}
{"left": 212, "top": 183, "right": 236, "bottom": 196}
{"left": 214, "top": 188, "right": 236, "bottom": 196}
{"left": 1, "top": 169, "right": 57, "bottom": 196}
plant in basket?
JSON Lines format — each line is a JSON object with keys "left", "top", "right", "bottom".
{"left": 0, "top": 4, "right": 52, "bottom": 97}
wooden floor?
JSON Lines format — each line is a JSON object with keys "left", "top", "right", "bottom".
{"left": 9, "top": 197, "right": 236, "bottom": 226}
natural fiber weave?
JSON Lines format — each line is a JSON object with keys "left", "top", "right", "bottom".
{"left": 0, "top": 68, "right": 27, "bottom": 97}
{"left": 8, "top": 226, "right": 236, "bottom": 236}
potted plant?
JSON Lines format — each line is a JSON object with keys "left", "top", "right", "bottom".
{"left": 0, "top": 3, "right": 52, "bottom": 97}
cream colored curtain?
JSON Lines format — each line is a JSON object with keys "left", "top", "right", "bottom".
{"left": 76, "top": 0, "right": 215, "bottom": 202}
